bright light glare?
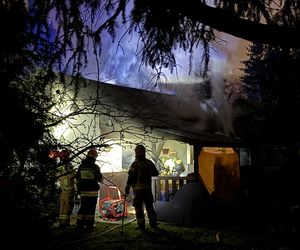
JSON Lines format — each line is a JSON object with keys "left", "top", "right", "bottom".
{"left": 98, "top": 144, "right": 123, "bottom": 173}
{"left": 165, "top": 158, "right": 175, "bottom": 172}
{"left": 51, "top": 106, "right": 72, "bottom": 139}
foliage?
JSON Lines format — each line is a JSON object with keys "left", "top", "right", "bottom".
{"left": 2, "top": 1, "right": 298, "bottom": 80}
{"left": 2, "top": 1, "right": 300, "bottom": 248}
{"left": 234, "top": 43, "right": 300, "bottom": 144}
{"left": 0, "top": 69, "right": 61, "bottom": 248}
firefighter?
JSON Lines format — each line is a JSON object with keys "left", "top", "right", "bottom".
{"left": 125, "top": 144, "right": 159, "bottom": 232}
{"left": 57, "top": 149, "right": 76, "bottom": 227}
{"left": 75, "top": 148, "right": 103, "bottom": 230}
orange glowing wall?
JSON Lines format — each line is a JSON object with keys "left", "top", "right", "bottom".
{"left": 198, "top": 147, "right": 240, "bottom": 200}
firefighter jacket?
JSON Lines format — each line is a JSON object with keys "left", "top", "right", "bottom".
{"left": 126, "top": 155, "right": 159, "bottom": 193}
{"left": 58, "top": 165, "right": 76, "bottom": 191}
{"left": 75, "top": 156, "right": 103, "bottom": 193}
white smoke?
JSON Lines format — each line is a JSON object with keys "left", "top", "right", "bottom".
{"left": 78, "top": 7, "right": 247, "bottom": 136}
{"left": 210, "top": 58, "right": 235, "bottom": 136}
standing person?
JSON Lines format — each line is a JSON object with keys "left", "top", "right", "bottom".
{"left": 57, "top": 149, "right": 76, "bottom": 228}
{"left": 125, "top": 144, "right": 159, "bottom": 232}
{"left": 75, "top": 148, "right": 103, "bottom": 230}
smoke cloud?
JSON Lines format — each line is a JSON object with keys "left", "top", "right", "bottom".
{"left": 77, "top": 7, "right": 249, "bottom": 137}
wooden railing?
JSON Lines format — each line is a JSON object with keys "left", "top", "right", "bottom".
{"left": 151, "top": 175, "right": 195, "bottom": 202}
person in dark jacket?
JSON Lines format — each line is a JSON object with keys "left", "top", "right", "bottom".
{"left": 75, "top": 148, "right": 103, "bottom": 230}
{"left": 125, "top": 144, "right": 159, "bottom": 232}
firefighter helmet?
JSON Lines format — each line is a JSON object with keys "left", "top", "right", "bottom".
{"left": 59, "top": 149, "right": 71, "bottom": 160}
{"left": 134, "top": 145, "right": 146, "bottom": 156}
{"left": 87, "top": 148, "right": 98, "bottom": 158}
{"left": 48, "top": 149, "right": 59, "bottom": 159}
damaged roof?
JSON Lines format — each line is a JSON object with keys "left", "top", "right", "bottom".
{"left": 79, "top": 78, "right": 243, "bottom": 146}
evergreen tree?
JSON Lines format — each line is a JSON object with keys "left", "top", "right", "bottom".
{"left": 235, "top": 44, "right": 300, "bottom": 144}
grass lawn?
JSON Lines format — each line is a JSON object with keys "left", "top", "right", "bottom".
{"left": 48, "top": 217, "right": 296, "bottom": 250}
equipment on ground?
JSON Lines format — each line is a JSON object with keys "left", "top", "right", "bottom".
{"left": 99, "top": 186, "right": 127, "bottom": 220}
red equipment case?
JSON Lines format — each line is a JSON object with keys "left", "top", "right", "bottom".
{"left": 98, "top": 186, "right": 127, "bottom": 220}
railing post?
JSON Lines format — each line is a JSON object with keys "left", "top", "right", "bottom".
{"left": 172, "top": 179, "right": 177, "bottom": 199}
{"left": 164, "top": 179, "right": 169, "bottom": 201}
{"left": 157, "top": 179, "right": 161, "bottom": 201}
{"left": 152, "top": 175, "right": 196, "bottom": 202}
{"left": 179, "top": 179, "right": 184, "bottom": 187}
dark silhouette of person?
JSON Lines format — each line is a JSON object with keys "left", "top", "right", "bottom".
{"left": 75, "top": 148, "right": 102, "bottom": 230}
{"left": 125, "top": 144, "right": 159, "bottom": 232}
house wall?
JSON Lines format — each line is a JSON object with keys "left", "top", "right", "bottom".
{"left": 99, "top": 172, "right": 128, "bottom": 199}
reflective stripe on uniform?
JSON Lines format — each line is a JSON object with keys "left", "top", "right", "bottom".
{"left": 77, "top": 214, "right": 95, "bottom": 221}
{"left": 59, "top": 214, "right": 71, "bottom": 220}
{"left": 84, "top": 215, "right": 96, "bottom": 221}
{"left": 80, "top": 191, "right": 99, "bottom": 197}
{"left": 133, "top": 184, "right": 151, "bottom": 190}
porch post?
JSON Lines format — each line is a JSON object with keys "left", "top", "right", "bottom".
{"left": 193, "top": 143, "right": 202, "bottom": 183}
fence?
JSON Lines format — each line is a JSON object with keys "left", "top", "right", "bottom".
{"left": 152, "top": 175, "right": 195, "bottom": 202}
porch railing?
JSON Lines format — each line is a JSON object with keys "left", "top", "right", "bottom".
{"left": 151, "top": 175, "right": 195, "bottom": 202}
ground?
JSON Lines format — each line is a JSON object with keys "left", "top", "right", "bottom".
{"left": 49, "top": 221, "right": 295, "bottom": 250}
{"left": 48, "top": 206, "right": 299, "bottom": 250}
